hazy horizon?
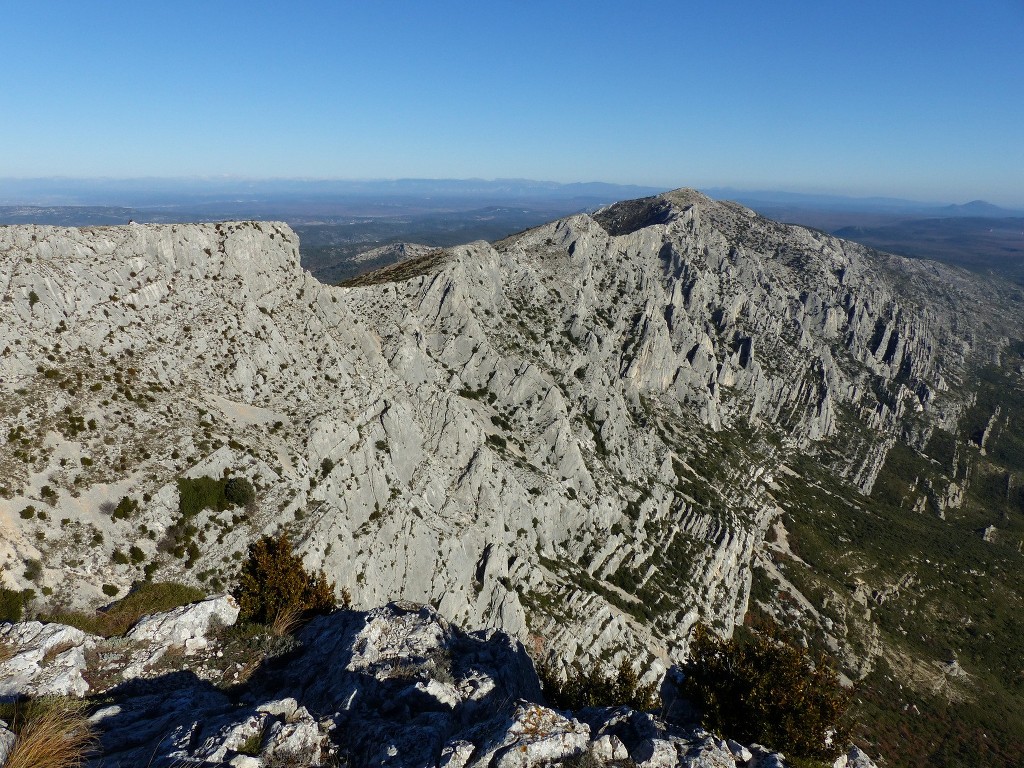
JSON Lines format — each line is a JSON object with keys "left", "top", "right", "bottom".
{"left": 0, "top": 175, "right": 1019, "bottom": 212}
{"left": 3, "top": 2, "right": 1022, "bottom": 207}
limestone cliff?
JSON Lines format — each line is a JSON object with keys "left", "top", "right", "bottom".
{"left": 0, "top": 192, "right": 1017, "bottom": 681}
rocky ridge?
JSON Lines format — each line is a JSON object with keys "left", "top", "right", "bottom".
{"left": 0, "top": 190, "right": 1017, "bottom": 685}
{"left": 0, "top": 597, "right": 877, "bottom": 768}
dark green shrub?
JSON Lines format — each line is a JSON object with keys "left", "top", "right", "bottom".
{"left": 23, "top": 559, "right": 42, "bottom": 582}
{"left": 178, "top": 476, "right": 230, "bottom": 517}
{"left": 678, "top": 623, "right": 851, "bottom": 759}
{"left": 18, "top": 506, "right": 35, "bottom": 519}
{"left": 112, "top": 496, "right": 138, "bottom": 520}
{"left": 233, "top": 532, "right": 336, "bottom": 625}
{"left": 0, "top": 587, "right": 33, "bottom": 622}
{"left": 178, "top": 474, "right": 253, "bottom": 518}
{"left": 129, "top": 546, "right": 146, "bottom": 564}
{"left": 224, "top": 477, "right": 255, "bottom": 509}
{"left": 321, "top": 457, "right": 334, "bottom": 477}
{"left": 111, "top": 550, "right": 129, "bottom": 565}
{"left": 101, "top": 584, "right": 118, "bottom": 597}
{"left": 539, "top": 658, "right": 659, "bottom": 712}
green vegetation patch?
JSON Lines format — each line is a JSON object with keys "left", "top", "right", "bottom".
{"left": 679, "top": 623, "right": 850, "bottom": 760}
{"left": 337, "top": 248, "right": 449, "bottom": 287}
{"left": 40, "top": 581, "right": 205, "bottom": 637}
{"left": 0, "top": 587, "right": 35, "bottom": 623}
{"left": 773, "top": 350, "right": 1024, "bottom": 766}
{"left": 538, "top": 658, "right": 659, "bottom": 712}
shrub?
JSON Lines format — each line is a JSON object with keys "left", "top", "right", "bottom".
{"left": 178, "top": 475, "right": 229, "bottom": 517}
{"left": 19, "top": 505, "right": 35, "bottom": 519}
{"left": 24, "top": 559, "right": 43, "bottom": 582}
{"left": 678, "top": 623, "right": 851, "bottom": 759}
{"left": 101, "top": 584, "right": 118, "bottom": 597}
{"left": 224, "top": 477, "right": 255, "bottom": 509}
{"left": 539, "top": 658, "right": 659, "bottom": 712}
{"left": 111, "top": 496, "right": 138, "bottom": 520}
{"left": 178, "top": 474, "right": 253, "bottom": 517}
{"left": 233, "top": 533, "right": 336, "bottom": 625}
{"left": 0, "top": 587, "right": 33, "bottom": 623}
{"left": 321, "top": 457, "right": 335, "bottom": 477}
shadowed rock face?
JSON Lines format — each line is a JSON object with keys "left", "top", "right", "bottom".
{"left": 1, "top": 600, "right": 823, "bottom": 768}
{"left": 592, "top": 196, "right": 677, "bottom": 236}
{"left": 0, "top": 192, "right": 1017, "bottom": 682}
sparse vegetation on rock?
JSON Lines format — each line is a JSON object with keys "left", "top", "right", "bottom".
{"left": 39, "top": 581, "right": 205, "bottom": 637}
{"left": 539, "top": 658, "right": 660, "bottom": 712}
{"left": 678, "top": 622, "right": 851, "bottom": 760}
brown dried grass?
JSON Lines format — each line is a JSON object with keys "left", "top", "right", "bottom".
{"left": 269, "top": 603, "right": 303, "bottom": 638}
{"left": 4, "top": 698, "right": 96, "bottom": 768}
{"left": 0, "top": 641, "right": 16, "bottom": 664}
{"left": 41, "top": 640, "right": 77, "bottom": 666}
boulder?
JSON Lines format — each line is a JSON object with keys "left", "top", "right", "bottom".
{"left": 0, "top": 621, "right": 94, "bottom": 697}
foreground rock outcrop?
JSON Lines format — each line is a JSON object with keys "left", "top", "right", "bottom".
{"left": 0, "top": 599, "right": 875, "bottom": 768}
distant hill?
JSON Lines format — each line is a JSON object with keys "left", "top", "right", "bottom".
{"left": 833, "top": 216, "right": 1024, "bottom": 285}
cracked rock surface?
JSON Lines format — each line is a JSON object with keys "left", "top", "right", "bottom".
{"left": 0, "top": 191, "right": 1016, "bottom": 677}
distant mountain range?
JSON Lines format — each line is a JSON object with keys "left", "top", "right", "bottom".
{"left": 0, "top": 177, "right": 669, "bottom": 209}
{"left": 3, "top": 179, "right": 1022, "bottom": 286}
{"left": 3, "top": 177, "right": 1020, "bottom": 217}
{"left": 704, "top": 187, "right": 1024, "bottom": 218}
{"left": 3, "top": 190, "right": 1023, "bottom": 764}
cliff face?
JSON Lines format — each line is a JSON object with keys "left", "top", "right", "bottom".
{"left": 0, "top": 193, "right": 1015, "bottom": 676}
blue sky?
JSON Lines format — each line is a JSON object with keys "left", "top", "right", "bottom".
{"left": 2, "top": 1, "right": 1022, "bottom": 205}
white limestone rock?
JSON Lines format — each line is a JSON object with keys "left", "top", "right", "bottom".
{"left": 125, "top": 593, "right": 239, "bottom": 648}
{"left": 477, "top": 703, "right": 591, "bottom": 768}
{"left": 1, "top": 191, "right": 1015, "bottom": 689}
{"left": 833, "top": 745, "right": 879, "bottom": 768}
{"left": 120, "top": 594, "right": 238, "bottom": 678}
{"left": 0, "top": 621, "right": 94, "bottom": 697}
{"left": 0, "top": 722, "right": 16, "bottom": 766}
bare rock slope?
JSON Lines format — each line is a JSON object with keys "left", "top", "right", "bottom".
{"left": 0, "top": 190, "right": 1015, "bottom": 677}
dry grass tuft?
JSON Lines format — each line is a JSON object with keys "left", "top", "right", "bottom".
{"left": 233, "top": 655, "right": 264, "bottom": 686}
{"left": 41, "top": 640, "right": 77, "bottom": 666}
{"left": 0, "top": 641, "right": 17, "bottom": 664}
{"left": 4, "top": 698, "right": 96, "bottom": 768}
{"left": 269, "top": 603, "right": 303, "bottom": 638}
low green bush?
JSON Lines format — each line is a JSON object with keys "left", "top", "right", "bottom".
{"left": 224, "top": 477, "right": 255, "bottom": 509}
{"left": 678, "top": 623, "right": 850, "bottom": 760}
{"left": 0, "top": 587, "right": 34, "bottom": 623}
{"left": 539, "top": 658, "right": 659, "bottom": 712}
{"left": 111, "top": 496, "right": 138, "bottom": 521}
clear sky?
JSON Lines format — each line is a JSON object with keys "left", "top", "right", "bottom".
{"left": 2, "top": 1, "right": 1022, "bottom": 205}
